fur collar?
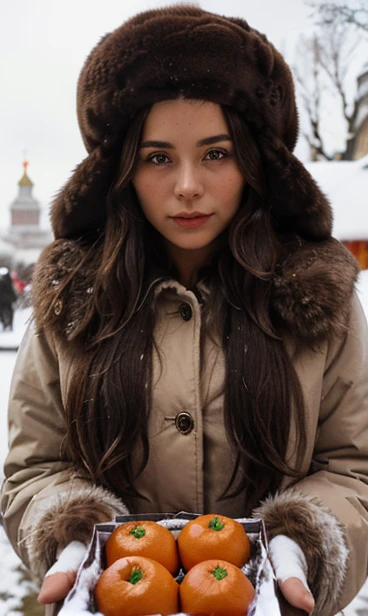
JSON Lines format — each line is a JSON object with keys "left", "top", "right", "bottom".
{"left": 271, "top": 236, "right": 359, "bottom": 342}
{"left": 32, "top": 236, "right": 359, "bottom": 345}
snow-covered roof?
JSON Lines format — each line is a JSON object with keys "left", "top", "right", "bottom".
{"left": 306, "top": 155, "right": 368, "bottom": 240}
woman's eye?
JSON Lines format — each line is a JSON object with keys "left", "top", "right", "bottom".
{"left": 205, "top": 149, "right": 227, "bottom": 161}
{"left": 148, "top": 153, "right": 170, "bottom": 165}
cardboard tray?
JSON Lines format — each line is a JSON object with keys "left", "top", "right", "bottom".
{"left": 60, "top": 512, "right": 307, "bottom": 616}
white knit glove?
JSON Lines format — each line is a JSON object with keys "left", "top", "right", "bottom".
{"left": 269, "top": 534, "right": 311, "bottom": 591}
{"left": 45, "top": 541, "right": 87, "bottom": 577}
{"left": 38, "top": 541, "right": 88, "bottom": 606}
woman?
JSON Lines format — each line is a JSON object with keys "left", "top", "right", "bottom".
{"left": 1, "top": 5, "right": 368, "bottom": 616}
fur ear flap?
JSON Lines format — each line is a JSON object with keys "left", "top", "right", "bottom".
{"left": 258, "top": 133, "right": 333, "bottom": 240}
{"left": 271, "top": 238, "right": 359, "bottom": 342}
{"left": 51, "top": 148, "right": 118, "bottom": 239}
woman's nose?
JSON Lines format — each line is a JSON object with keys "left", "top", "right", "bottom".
{"left": 174, "top": 163, "right": 204, "bottom": 200}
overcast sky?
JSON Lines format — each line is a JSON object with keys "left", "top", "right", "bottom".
{"left": 0, "top": 0, "right": 363, "bottom": 230}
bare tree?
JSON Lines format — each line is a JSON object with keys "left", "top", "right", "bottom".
{"left": 293, "top": 36, "right": 332, "bottom": 160}
{"left": 293, "top": 16, "right": 362, "bottom": 160}
{"left": 318, "top": 20, "right": 360, "bottom": 141}
{"left": 310, "top": 1, "right": 368, "bottom": 34}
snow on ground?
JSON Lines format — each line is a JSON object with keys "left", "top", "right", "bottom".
{"left": 1, "top": 282, "right": 368, "bottom": 615}
{"left": 0, "top": 351, "right": 18, "bottom": 483}
{"left": 0, "top": 525, "right": 38, "bottom": 616}
{"left": 0, "top": 307, "right": 32, "bottom": 351}
{"left": 0, "top": 309, "right": 41, "bottom": 616}
{"left": 0, "top": 308, "right": 31, "bottom": 482}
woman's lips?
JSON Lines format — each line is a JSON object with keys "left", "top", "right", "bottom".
{"left": 171, "top": 214, "right": 212, "bottom": 228}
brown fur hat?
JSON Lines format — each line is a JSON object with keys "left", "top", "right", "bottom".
{"left": 52, "top": 4, "right": 332, "bottom": 241}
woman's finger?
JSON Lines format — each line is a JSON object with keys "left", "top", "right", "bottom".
{"left": 37, "top": 571, "right": 77, "bottom": 604}
{"left": 278, "top": 577, "right": 315, "bottom": 614}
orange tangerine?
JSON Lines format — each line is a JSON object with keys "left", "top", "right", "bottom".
{"left": 179, "top": 558, "right": 255, "bottom": 616}
{"left": 95, "top": 555, "right": 179, "bottom": 616}
{"left": 105, "top": 520, "right": 179, "bottom": 575}
{"left": 177, "top": 514, "right": 251, "bottom": 571}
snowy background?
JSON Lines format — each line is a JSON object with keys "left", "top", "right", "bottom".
{"left": 1, "top": 279, "right": 368, "bottom": 615}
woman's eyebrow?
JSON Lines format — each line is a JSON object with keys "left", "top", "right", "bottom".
{"left": 140, "top": 134, "right": 232, "bottom": 149}
{"left": 197, "top": 134, "right": 232, "bottom": 146}
{"left": 140, "top": 140, "right": 174, "bottom": 149}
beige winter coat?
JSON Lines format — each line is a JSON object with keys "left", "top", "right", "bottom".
{"left": 1, "top": 238, "right": 368, "bottom": 616}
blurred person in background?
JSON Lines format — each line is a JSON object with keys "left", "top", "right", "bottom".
{"left": 0, "top": 266, "right": 18, "bottom": 330}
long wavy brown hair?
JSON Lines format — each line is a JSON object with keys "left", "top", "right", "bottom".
{"left": 62, "top": 102, "right": 307, "bottom": 513}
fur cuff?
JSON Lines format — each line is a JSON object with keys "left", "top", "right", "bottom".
{"left": 26, "top": 484, "right": 128, "bottom": 582}
{"left": 254, "top": 490, "right": 348, "bottom": 616}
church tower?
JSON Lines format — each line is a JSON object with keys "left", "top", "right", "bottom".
{"left": 10, "top": 161, "right": 40, "bottom": 231}
{"left": 4, "top": 161, "right": 52, "bottom": 263}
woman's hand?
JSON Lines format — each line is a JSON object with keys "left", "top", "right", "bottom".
{"left": 269, "top": 535, "right": 315, "bottom": 614}
{"left": 37, "top": 541, "right": 87, "bottom": 605}
{"left": 279, "top": 577, "right": 315, "bottom": 613}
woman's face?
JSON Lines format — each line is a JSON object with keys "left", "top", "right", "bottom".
{"left": 132, "top": 99, "right": 245, "bottom": 264}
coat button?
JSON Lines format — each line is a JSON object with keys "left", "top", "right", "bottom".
{"left": 175, "top": 411, "right": 194, "bottom": 435}
{"left": 179, "top": 303, "right": 192, "bottom": 321}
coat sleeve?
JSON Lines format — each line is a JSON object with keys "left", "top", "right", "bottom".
{"left": 255, "top": 292, "right": 368, "bottom": 616}
{"left": 0, "top": 322, "right": 128, "bottom": 583}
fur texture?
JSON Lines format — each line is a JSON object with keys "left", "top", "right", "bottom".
{"left": 50, "top": 4, "right": 333, "bottom": 240}
{"left": 254, "top": 490, "right": 349, "bottom": 616}
{"left": 76, "top": 6, "right": 297, "bottom": 152}
{"left": 26, "top": 484, "right": 128, "bottom": 582}
{"left": 31, "top": 235, "right": 359, "bottom": 345}
{"left": 272, "top": 236, "right": 359, "bottom": 342}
